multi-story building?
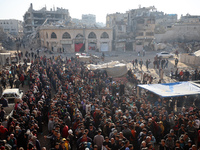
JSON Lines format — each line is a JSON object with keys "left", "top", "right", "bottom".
{"left": 106, "top": 6, "right": 157, "bottom": 51}
{"left": 39, "top": 25, "right": 112, "bottom": 52}
{"left": 179, "top": 14, "right": 200, "bottom": 23}
{"left": 153, "top": 11, "right": 177, "bottom": 34}
{"left": 106, "top": 12, "right": 128, "bottom": 51}
{"left": 23, "top": 3, "right": 71, "bottom": 34}
{"left": 82, "top": 14, "right": 96, "bottom": 25}
{"left": 152, "top": 11, "right": 177, "bottom": 25}
{"left": 0, "top": 19, "right": 23, "bottom": 36}
{"left": 127, "top": 6, "right": 156, "bottom": 51}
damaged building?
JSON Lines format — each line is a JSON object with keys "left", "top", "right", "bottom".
{"left": 82, "top": 14, "right": 96, "bottom": 26}
{"left": 23, "top": 3, "right": 71, "bottom": 35}
{"left": 155, "top": 14, "right": 200, "bottom": 43}
{"left": 127, "top": 6, "right": 156, "bottom": 51}
{"left": 106, "top": 6, "right": 156, "bottom": 51}
{"left": 106, "top": 12, "right": 128, "bottom": 51}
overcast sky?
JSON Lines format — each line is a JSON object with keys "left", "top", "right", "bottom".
{"left": 0, "top": 0, "right": 200, "bottom": 23}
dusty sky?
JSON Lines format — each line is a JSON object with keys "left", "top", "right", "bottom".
{"left": 0, "top": 0, "right": 199, "bottom": 23}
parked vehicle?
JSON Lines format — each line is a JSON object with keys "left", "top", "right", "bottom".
{"left": 156, "top": 51, "right": 175, "bottom": 58}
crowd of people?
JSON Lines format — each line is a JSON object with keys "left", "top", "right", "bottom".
{"left": 0, "top": 52, "right": 200, "bottom": 150}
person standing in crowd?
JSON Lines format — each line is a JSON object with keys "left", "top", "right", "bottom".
{"left": 94, "top": 129, "right": 104, "bottom": 150}
{"left": 0, "top": 107, "right": 5, "bottom": 121}
{"left": 135, "top": 58, "right": 138, "bottom": 68}
{"left": 139, "top": 59, "right": 143, "bottom": 70}
{"left": 175, "top": 58, "right": 179, "bottom": 68}
{"left": 1, "top": 76, "right": 6, "bottom": 89}
{"left": 145, "top": 59, "right": 150, "bottom": 71}
{"left": 165, "top": 59, "right": 168, "bottom": 68}
{"left": 19, "top": 73, "right": 25, "bottom": 87}
{"left": 14, "top": 78, "right": 21, "bottom": 88}
{"left": 8, "top": 74, "right": 14, "bottom": 88}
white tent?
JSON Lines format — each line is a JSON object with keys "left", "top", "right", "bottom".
{"left": 87, "top": 61, "right": 128, "bottom": 77}
{"left": 138, "top": 81, "right": 200, "bottom": 97}
{"left": 194, "top": 50, "right": 200, "bottom": 57}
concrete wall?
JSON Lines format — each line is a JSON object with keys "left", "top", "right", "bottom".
{"left": 180, "top": 53, "right": 200, "bottom": 66}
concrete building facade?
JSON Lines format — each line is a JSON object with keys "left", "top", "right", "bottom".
{"left": 106, "top": 6, "right": 157, "bottom": 51}
{"left": 127, "top": 7, "right": 156, "bottom": 51}
{"left": 23, "top": 3, "right": 70, "bottom": 34}
{"left": 39, "top": 26, "right": 112, "bottom": 52}
{"left": 82, "top": 14, "right": 96, "bottom": 25}
{"left": 179, "top": 14, "right": 200, "bottom": 23}
{"left": 106, "top": 12, "right": 128, "bottom": 51}
{"left": 0, "top": 19, "right": 23, "bottom": 36}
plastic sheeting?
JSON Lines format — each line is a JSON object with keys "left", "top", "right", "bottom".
{"left": 138, "top": 81, "right": 200, "bottom": 97}
{"left": 87, "top": 61, "right": 128, "bottom": 77}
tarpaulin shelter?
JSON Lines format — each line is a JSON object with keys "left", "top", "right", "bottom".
{"left": 87, "top": 61, "right": 128, "bottom": 78}
{"left": 138, "top": 81, "right": 200, "bottom": 98}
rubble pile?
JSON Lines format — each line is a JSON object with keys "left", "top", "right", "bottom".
{"left": 0, "top": 28, "right": 16, "bottom": 50}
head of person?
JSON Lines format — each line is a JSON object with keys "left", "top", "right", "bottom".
{"left": 188, "top": 140, "right": 192, "bottom": 147}
{"left": 175, "top": 140, "right": 180, "bottom": 148}
{"left": 168, "top": 135, "right": 172, "bottom": 140}
{"left": 125, "top": 140, "right": 129, "bottom": 147}
{"left": 192, "top": 145, "right": 197, "bottom": 150}
{"left": 93, "top": 145, "right": 98, "bottom": 150}
{"left": 141, "top": 141, "right": 146, "bottom": 147}
{"left": 129, "top": 144, "right": 134, "bottom": 150}
{"left": 161, "top": 139, "right": 165, "bottom": 146}
{"left": 170, "top": 129, "right": 174, "bottom": 135}
{"left": 105, "top": 136, "right": 109, "bottom": 142}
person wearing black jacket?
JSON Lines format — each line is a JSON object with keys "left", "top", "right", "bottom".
{"left": 122, "top": 124, "right": 132, "bottom": 141}
{"left": 159, "top": 139, "right": 169, "bottom": 150}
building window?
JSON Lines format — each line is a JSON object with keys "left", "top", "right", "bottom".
{"left": 88, "top": 32, "right": 96, "bottom": 39}
{"left": 118, "top": 25, "right": 122, "bottom": 31}
{"left": 147, "top": 19, "right": 155, "bottom": 24}
{"left": 51, "top": 32, "right": 57, "bottom": 39}
{"left": 101, "top": 32, "right": 109, "bottom": 39}
{"left": 146, "top": 32, "right": 154, "bottom": 36}
{"left": 76, "top": 34, "right": 84, "bottom": 38}
{"left": 46, "top": 33, "right": 48, "bottom": 39}
{"left": 138, "top": 32, "right": 144, "bottom": 36}
{"left": 137, "top": 19, "right": 145, "bottom": 24}
{"left": 62, "top": 32, "right": 71, "bottom": 39}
